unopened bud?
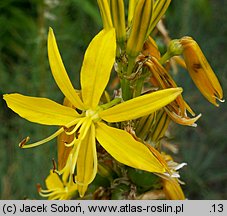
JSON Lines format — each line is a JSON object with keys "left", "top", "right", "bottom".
{"left": 168, "top": 39, "right": 183, "bottom": 56}
{"left": 126, "top": 0, "right": 153, "bottom": 58}
{"left": 127, "top": 0, "right": 139, "bottom": 26}
{"left": 149, "top": 0, "right": 171, "bottom": 33}
{"left": 110, "top": 0, "right": 126, "bottom": 45}
{"left": 160, "top": 39, "right": 183, "bottom": 64}
{"left": 97, "top": 0, "right": 113, "bottom": 30}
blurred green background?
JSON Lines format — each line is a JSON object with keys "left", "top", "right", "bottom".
{"left": 0, "top": 0, "right": 226, "bottom": 199}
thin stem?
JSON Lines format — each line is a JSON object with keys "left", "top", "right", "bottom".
{"left": 159, "top": 52, "right": 171, "bottom": 65}
{"left": 100, "top": 98, "right": 121, "bottom": 110}
{"left": 121, "top": 56, "right": 135, "bottom": 100}
{"left": 133, "top": 76, "right": 146, "bottom": 98}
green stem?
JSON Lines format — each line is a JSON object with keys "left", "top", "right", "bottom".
{"left": 100, "top": 98, "right": 121, "bottom": 110}
{"left": 121, "top": 56, "right": 135, "bottom": 101}
{"left": 159, "top": 52, "right": 171, "bottom": 65}
{"left": 133, "top": 76, "right": 146, "bottom": 98}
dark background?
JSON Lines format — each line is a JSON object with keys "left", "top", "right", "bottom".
{"left": 0, "top": 0, "right": 226, "bottom": 199}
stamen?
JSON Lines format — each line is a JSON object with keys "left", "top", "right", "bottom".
{"left": 64, "top": 137, "right": 78, "bottom": 147}
{"left": 38, "top": 184, "right": 65, "bottom": 199}
{"left": 39, "top": 189, "right": 63, "bottom": 198}
{"left": 52, "top": 159, "right": 57, "bottom": 173}
{"left": 78, "top": 118, "right": 92, "bottom": 141}
{"left": 89, "top": 123, "right": 98, "bottom": 184}
{"left": 73, "top": 174, "right": 76, "bottom": 184}
{"left": 215, "top": 97, "right": 225, "bottom": 103}
{"left": 53, "top": 169, "right": 61, "bottom": 175}
{"left": 65, "top": 117, "right": 84, "bottom": 128}
{"left": 20, "top": 127, "right": 64, "bottom": 148}
{"left": 56, "top": 153, "right": 73, "bottom": 176}
{"left": 65, "top": 118, "right": 86, "bottom": 136}
{"left": 70, "top": 141, "right": 82, "bottom": 176}
{"left": 37, "top": 183, "right": 41, "bottom": 193}
{"left": 19, "top": 137, "right": 30, "bottom": 148}
{"left": 174, "top": 162, "right": 187, "bottom": 170}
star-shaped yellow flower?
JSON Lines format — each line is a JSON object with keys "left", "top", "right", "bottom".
{"left": 4, "top": 27, "right": 182, "bottom": 197}
{"left": 38, "top": 169, "right": 77, "bottom": 200}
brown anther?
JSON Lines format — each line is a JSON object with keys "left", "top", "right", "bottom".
{"left": 73, "top": 174, "right": 76, "bottom": 184}
{"left": 37, "top": 183, "right": 42, "bottom": 192}
{"left": 19, "top": 137, "right": 30, "bottom": 148}
{"left": 62, "top": 126, "right": 69, "bottom": 131}
{"left": 76, "top": 132, "right": 80, "bottom": 139}
{"left": 52, "top": 158, "right": 57, "bottom": 173}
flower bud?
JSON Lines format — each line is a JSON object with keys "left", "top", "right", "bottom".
{"left": 160, "top": 39, "right": 183, "bottom": 64}
{"left": 149, "top": 0, "right": 171, "bottom": 33}
{"left": 127, "top": 0, "right": 139, "bottom": 26}
{"left": 126, "top": 0, "right": 153, "bottom": 58}
{"left": 110, "top": 0, "right": 126, "bottom": 45}
{"left": 97, "top": 0, "right": 113, "bottom": 29}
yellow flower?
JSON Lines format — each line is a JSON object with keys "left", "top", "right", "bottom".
{"left": 4, "top": 28, "right": 182, "bottom": 197}
{"left": 180, "top": 36, "right": 224, "bottom": 106}
{"left": 38, "top": 170, "right": 77, "bottom": 200}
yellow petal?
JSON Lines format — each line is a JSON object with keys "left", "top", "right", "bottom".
{"left": 45, "top": 171, "right": 64, "bottom": 190}
{"left": 3, "top": 93, "right": 78, "bottom": 126}
{"left": 76, "top": 124, "right": 98, "bottom": 197}
{"left": 48, "top": 27, "right": 85, "bottom": 110}
{"left": 164, "top": 107, "right": 201, "bottom": 127}
{"left": 162, "top": 178, "right": 185, "bottom": 200}
{"left": 100, "top": 88, "right": 182, "bottom": 122}
{"left": 81, "top": 29, "right": 116, "bottom": 109}
{"left": 77, "top": 123, "right": 97, "bottom": 197}
{"left": 96, "top": 122, "right": 166, "bottom": 173}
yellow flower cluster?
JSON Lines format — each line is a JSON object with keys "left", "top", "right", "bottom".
{"left": 3, "top": 0, "right": 223, "bottom": 200}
